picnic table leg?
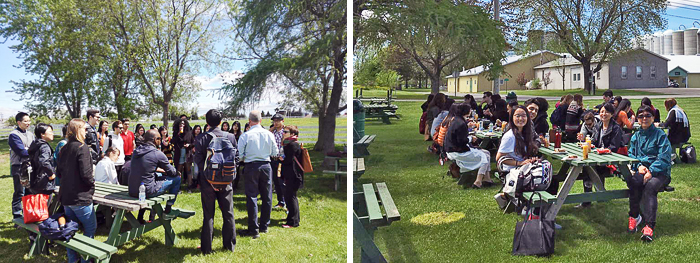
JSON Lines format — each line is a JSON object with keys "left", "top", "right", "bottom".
{"left": 106, "top": 209, "right": 125, "bottom": 246}
{"left": 154, "top": 204, "right": 178, "bottom": 246}
{"left": 619, "top": 164, "right": 634, "bottom": 181}
{"left": 545, "top": 166, "right": 583, "bottom": 220}
{"left": 354, "top": 213, "right": 387, "bottom": 263}
{"left": 27, "top": 232, "right": 48, "bottom": 257}
{"left": 478, "top": 138, "right": 491, "bottom": 149}
{"left": 583, "top": 166, "right": 606, "bottom": 191}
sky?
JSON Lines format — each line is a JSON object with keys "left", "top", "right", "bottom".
{"left": 0, "top": 4, "right": 698, "bottom": 120}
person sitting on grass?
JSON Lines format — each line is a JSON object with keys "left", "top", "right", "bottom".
{"left": 574, "top": 103, "right": 622, "bottom": 208}
{"left": 128, "top": 129, "right": 180, "bottom": 218}
{"left": 659, "top": 98, "right": 691, "bottom": 156}
{"left": 95, "top": 147, "right": 120, "bottom": 184}
{"left": 444, "top": 103, "right": 493, "bottom": 188}
{"left": 626, "top": 105, "right": 673, "bottom": 242}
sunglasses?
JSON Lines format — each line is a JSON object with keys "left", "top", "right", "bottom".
{"left": 283, "top": 130, "right": 290, "bottom": 134}
{"left": 638, "top": 114, "right": 653, "bottom": 119}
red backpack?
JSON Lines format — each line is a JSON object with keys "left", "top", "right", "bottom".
{"left": 419, "top": 112, "right": 428, "bottom": 134}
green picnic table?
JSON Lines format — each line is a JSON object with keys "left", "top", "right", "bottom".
{"left": 363, "top": 104, "right": 399, "bottom": 124}
{"left": 474, "top": 129, "right": 504, "bottom": 150}
{"left": 535, "top": 143, "right": 639, "bottom": 220}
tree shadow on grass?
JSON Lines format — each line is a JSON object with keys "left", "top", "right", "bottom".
{"left": 114, "top": 235, "right": 201, "bottom": 263}
{"left": 0, "top": 174, "right": 11, "bottom": 179}
{"left": 375, "top": 223, "right": 422, "bottom": 262}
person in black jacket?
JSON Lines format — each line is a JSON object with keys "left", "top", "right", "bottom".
{"left": 280, "top": 125, "right": 303, "bottom": 228}
{"left": 444, "top": 103, "right": 493, "bottom": 188}
{"left": 525, "top": 98, "right": 549, "bottom": 136}
{"left": 56, "top": 119, "right": 96, "bottom": 263}
{"left": 661, "top": 98, "right": 690, "bottom": 146}
{"left": 194, "top": 109, "right": 238, "bottom": 254}
{"left": 490, "top": 99, "right": 509, "bottom": 124}
{"left": 172, "top": 119, "right": 195, "bottom": 190}
{"left": 128, "top": 129, "right": 179, "bottom": 215}
{"left": 85, "top": 109, "right": 102, "bottom": 164}
{"left": 28, "top": 123, "right": 57, "bottom": 195}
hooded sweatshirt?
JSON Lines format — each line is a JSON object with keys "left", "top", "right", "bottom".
{"left": 629, "top": 124, "right": 673, "bottom": 179}
{"left": 128, "top": 143, "right": 177, "bottom": 197}
{"left": 28, "top": 139, "right": 56, "bottom": 194}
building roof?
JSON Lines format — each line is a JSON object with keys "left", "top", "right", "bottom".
{"left": 663, "top": 55, "right": 700, "bottom": 73}
{"left": 534, "top": 48, "right": 670, "bottom": 70}
{"left": 448, "top": 50, "right": 560, "bottom": 78}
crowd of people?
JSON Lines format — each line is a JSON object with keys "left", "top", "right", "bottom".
{"left": 8, "top": 108, "right": 306, "bottom": 259}
{"left": 420, "top": 89, "right": 691, "bottom": 243}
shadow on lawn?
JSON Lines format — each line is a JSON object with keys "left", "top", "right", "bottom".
{"left": 375, "top": 224, "right": 422, "bottom": 262}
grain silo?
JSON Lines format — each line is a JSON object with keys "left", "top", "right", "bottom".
{"left": 684, "top": 28, "right": 698, "bottom": 55}
{"left": 673, "top": 30, "right": 685, "bottom": 55}
{"left": 653, "top": 34, "right": 661, "bottom": 54}
{"left": 664, "top": 30, "right": 674, "bottom": 55}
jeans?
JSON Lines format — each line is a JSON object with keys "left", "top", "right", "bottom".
{"left": 64, "top": 205, "right": 97, "bottom": 263}
{"left": 271, "top": 160, "right": 285, "bottom": 206}
{"left": 627, "top": 172, "right": 669, "bottom": 229}
{"left": 200, "top": 179, "right": 235, "bottom": 254}
{"left": 11, "top": 165, "right": 25, "bottom": 219}
{"left": 244, "top": 162, "right": 272, "bottom": 232}
{"left": 150, "top": 176, "right": 181, "bottom": 206}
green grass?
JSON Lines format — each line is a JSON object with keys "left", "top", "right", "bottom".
{"left": 355, "top": 98, "right": 700, "bottom": 262}
{"left": 0, "top": 132, "right": 347, "bottom": 261}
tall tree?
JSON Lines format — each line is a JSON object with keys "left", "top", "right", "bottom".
{"left": 0, "top": 0, "right": 105, "bottom": 118}
{"left": 357, "top": 0, "right": 507, "bottom": 94}
{"left": 520, "top": 0, "right": 666, "bottom": 92}
{"left": 224, "top": 0, "right": 347, "bottom": 153}
{"left": 131, "top": 0, "right": 218, "bottom": 127}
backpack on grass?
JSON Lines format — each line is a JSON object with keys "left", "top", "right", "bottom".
{"left": 204, "top": 132, "right": 238, "bottom": 190}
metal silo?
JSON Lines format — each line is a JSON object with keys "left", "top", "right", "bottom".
{"left": 673, "top": 30, "right": 685, "bottom": 55}
{"left": 664, "top": 30, "right": 674, "bottom": 55}
{"left": 684, "top": 28, "right": 698, "bottom": 55}
{"left": 654, "top": 34, "right": 661, "bottom": 54}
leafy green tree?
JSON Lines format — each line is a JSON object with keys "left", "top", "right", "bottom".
{"left": 224, "top": 0, "right": 346, "bottom": 153}
{"left": 519, "top": 0, "right": 666, "bottom": 93}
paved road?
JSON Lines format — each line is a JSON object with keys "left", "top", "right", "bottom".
{"left": 395, "top": 88, "right": 700, "bottom": 102}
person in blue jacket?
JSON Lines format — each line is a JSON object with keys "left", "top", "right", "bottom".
{"left": 626, "top": 105, "right": 673, "bottom": 243}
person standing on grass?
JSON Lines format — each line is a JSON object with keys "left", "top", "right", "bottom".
{"left": 85, "top": 109, "right": 102, "bottom": 164}
{"left": 626, "top": 105, "right": 673, "bottom": 242}
{"left": 28, "top": 123, "right": 57, "bottom": 195}
{"left": 172, "top": 118, "right": 195, "bottom": 191}
{"left": 8, "top": 112, "right": 35, "bottom": 221}
{"left": 98, "top": 120, "right": 110, "bottom": 153}
{"left": 238, "top": 110, "right": 278, "bottom": 239}
{"left": 121, "top": 118, "right": 136, "bottom": 162}
{"left": 56, "top": 119, "right": 96, "bottom": 263}
{"left": 105, "top": 121, "right": 126, "bottom": 179}
{"left": 280, "top": 125, "right": 303, "bottom": 228}
{"left": 194, "top": 109, "right": 238, "bottom": 254}
{"left": 53, "top": 124, "right": 69, "bottom": 186}
{"left": 269, "top": 113, "right": 286, "bottom": 210}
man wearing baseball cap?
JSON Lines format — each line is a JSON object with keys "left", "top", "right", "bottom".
{"left": 269, "top": 113, "right": 286, "bottom": 210}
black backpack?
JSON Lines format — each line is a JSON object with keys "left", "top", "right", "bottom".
{"left": 204, "top": 132, "right": 238, "bottom": 190}
{"left": 681, "top": 144, "right": 696, "bottom": 164}
{"left": 19, "top": 159, "right": 32, "bottom": 188}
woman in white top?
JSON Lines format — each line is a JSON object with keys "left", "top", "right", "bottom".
{"left": 95, "top": 147, "right": 120, "bottom": 184}
{"left": 496, "top": 106, "right": 540, "bottom": 172}
{"left": 104, "top": 121, "right": 126, "bottom": 182}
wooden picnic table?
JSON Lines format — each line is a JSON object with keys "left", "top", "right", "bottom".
{"left": 474, "top": 129, "right": 504, "bottom": 150}
{"left": 537, "top": 142, "right": 639, "bottom": 220}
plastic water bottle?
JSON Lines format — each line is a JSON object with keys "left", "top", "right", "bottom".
{"left": 139, "top": 183, "right": 146, "bottom": 203}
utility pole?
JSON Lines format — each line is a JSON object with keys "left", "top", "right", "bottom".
{"left": 492, "top": 0, "right": 501, "bottom": 95}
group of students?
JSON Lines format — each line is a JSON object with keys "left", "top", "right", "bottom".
{"left": 8, "top": 109, "right": 305, "bottom": 260}
{"left": 420, "top": 89, "right": 691, "bottom": 243}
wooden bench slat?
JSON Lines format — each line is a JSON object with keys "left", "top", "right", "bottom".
{"left": 12, "top": 218, "right": 116, "bottom": 260}
{"left": 376, "top": 183, "right": 400, "bottom": 222}
{"left": 362, "top": 184, "right": 383, "bottom": 223}
{"left": 322, "top": 170, "right": 346, "bottom": 175}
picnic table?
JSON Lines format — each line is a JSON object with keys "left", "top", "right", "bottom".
{"left": 364, "top": 104, "right": 399, "bottom": 124}
{"left": 323, "top": 156, "right": 347, "bottom": 191}
{"left": 535, "top": 143, "right": 639, "bottom": 220}
{"left": 353, "top": 158, "right": 366, "bottom": 190}
{"left": 474, "top": 129, "right": 504, "bottom": 150}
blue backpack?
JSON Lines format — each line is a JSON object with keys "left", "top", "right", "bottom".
{"left": 204, "top": 131, "right": 238, "bottom": 190}
{"left": 38, "top": 213, "right": 80, "bottom": 241}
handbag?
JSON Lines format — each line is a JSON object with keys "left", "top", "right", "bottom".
{"left": 512, "top": 192, "right": 556, "bottom": 257}
{"left": 22, "top": 193, "right": 50, "bottom": 224}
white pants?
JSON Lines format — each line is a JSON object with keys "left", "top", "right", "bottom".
{"left": 447, "top": 149, "right": 491, "bottom": 175}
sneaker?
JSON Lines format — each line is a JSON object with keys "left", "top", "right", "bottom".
{"left": 240, "top": 229, "right": 260, "bottom": 239}
{"left": 641, "top": 225, "right": 653, "bottom": 242}
{"left": 574, "top": 203, "right": 591, "bottom": 209}
{"left": 274, "top": 203, "right": 285, "bottom": 209}
{"left": 528, "top": 214, "right": 540, "bottom": 220}
{"left": 628, "top": 215, "right": 642, "bottom": 233}
{"left": 554, "top": 223, "right": 563, "bottom": 230}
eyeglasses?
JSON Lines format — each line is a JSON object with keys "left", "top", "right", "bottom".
{"left": 283, "top": 130, "right": 290, "bottom": 134}
{"left": 638, "top": 114, "right": 653, "bottom": 119}
{"left": 156, "top": 137, "right": 162, "bottom": 140}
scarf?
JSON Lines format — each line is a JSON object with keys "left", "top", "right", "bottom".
{"left": 668, "top": 105, "right": 689, "bottom": 128}
{"left": 283, "top": 135, "right": 298, "bottom": 146}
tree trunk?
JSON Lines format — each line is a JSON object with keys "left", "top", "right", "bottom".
{"left": 582, "top": 61, "right": 592, "bottom": 93}
{"left": 430, "top": 76, "right": 440, "bottom": 94}
{"left": 561, "top": 67, "right": 566, "bottom": 91}
{"left": 313, "top": 39, "right": 345, "bottom": 155}
{"left": 162, "top": 102, "right": 170, "bottom": 128}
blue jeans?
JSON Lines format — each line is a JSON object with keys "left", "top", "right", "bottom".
{"left": 150, "top": 176, "right": 181, "bottom": 206}
{"left": 11, "top": 165, "right": 25, "bottom": 219}
{"left": 64, "top": 205, "right": 96, "bottom": 263}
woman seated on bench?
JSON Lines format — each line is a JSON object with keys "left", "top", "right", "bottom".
{"left": 496, "top": 106, "right": 540, "bottom": 173}
{"left": 444, "top": 103, "right": 493, "bottom": 188}
{"left": 659, "top": 98, "right": 690, "bottom": 149}
{"left": 626, "top": 105, "right": 673, "bottom": 243}
{"left": 575, "top": 103, "right": 623, "bottom": 208}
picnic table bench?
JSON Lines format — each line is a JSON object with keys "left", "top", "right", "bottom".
{"left": 355, "top": 135, "right": 376, "bottom": 157}
{"left": 353, "top": 182, "right": 400, "bottom": 263}
{"left": 13, "top": 218, "right": 118, "bottom": 262}
{"left": 364, "top": 104, "right": 399, "bottom": 124}
{"left": 324, "top": 156, "right": 347, "bottom": 191}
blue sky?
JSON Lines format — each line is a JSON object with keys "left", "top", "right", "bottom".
{"left": 0, "top": 5, "right": 698, "bottom": 120}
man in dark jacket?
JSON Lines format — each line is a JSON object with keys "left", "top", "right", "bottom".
{"left": 594, "top": 90, "right": 614, "bottom": 110}
{"left": 128, "top": 129, "right": 179, "bottom": 215}
{"left": 85, "top": 109, "right": 101, "bottom": 164}
{"left": 194, "top": 109, "right": 238, "bottom": 254}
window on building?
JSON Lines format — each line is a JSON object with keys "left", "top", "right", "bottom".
{"left": 636, "top": 66, "right": 642, "bottom": 79}
{"left": 621, "top": 66, "right": 627, "bottom": 79}
{"left": 572, "top": 72, "right": 578, "bottom": 81}
{"left": 578, "top": 73, "right": 581, "bottom": 81}
{"left": 650, "top": 66, "right": 656, "bottom": 79}
{"left": 597, "top": 72, "right": 600, "bottom": 80}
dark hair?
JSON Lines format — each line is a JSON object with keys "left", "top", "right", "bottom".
{"left": 508, "top": 106, "right": 538, "bottom": 158}
{"left": 231, "top": 121, "right": 242, "bottom": 137}
{"left": 105, "top": 146, "right": 120, "bottom": 157}
{"left": 601, "top": 103, "right": 616, "bottom": 116}
{"left": 494, "top": 99, "right": 507, "bottom": 112}
{"left": 34, "top": 123, "right": 52, "bottom": 138}
{"left": 150, "top": 124, "right": 157, "bottom": 130}
{"left": 533, "top": 97, "right": 549, "bottom": 113}
{"left": 112, "top": 120, "right": 123, "bottom": 131}
{"left": 614, "top": 96, "right": 622, "bottom": 105}
{"left": 179, "top": 114, "right": 187, "bottom": 118}
{"left": 121, "top": 118, "right": 130, "bottom": 123}
{"left": 483, "top": 91, "right": 493, "bottom": 97}
{"left": 206, "top": 109, "right": 223, "bottom": 127}
{"left": 15, "top": 112, "right": 29, "bottom": 123}
{"left": 62, "top": 124, "right": 68, "bottom": 138}
{"left": 603, "top": 90, "right": 614, "bottom": 98}
{"left": 441, "top": 103, "right": 463, "bottom": 128}
{"left": 285, "top": 125, "right": 299, "bottom": 136}
{"left": 86, "top": 109, "right": 99, "bottom": 119}
{"left": 135, "top": 124, "right": 145, "bottom": 135}
{"left": 427, "top": 93, "right": 446, "bottom": 110}
{"left": 158, "top": 126, "right": 168, "bottom": 138}
{"left": 172, "top": 118, "right": 191, "bottom": 137}
{"left": 98, "top": 120, "right": 109, "bottom": 135}
{"left": 491, "top": 94, "right": 501, "bottom": 102}
{"left": 193, "top": 125, "right": 202, "bottom": 136}
{"left": 664, "top": 98, "right": 677, "bottom": 110}
{"left": 637, "top": 105, "right": 655, "bottom": 117}
{"left": 507, "top": 100, "right": 519, "bottom": 109}
{"left": 614, "top": 99, "right": 631, "bottom": 120}
{"left": 221, "top": 121, "right": 230, "bottom": 132}
{"left": 244, "top": 123, "right": 250, "bottom": 131}
{"left": 444, "top": 99, "right": 455, "bottom": 111}
{"left": 583, "top": 111, "right": 596, "bottom": 122}
{"left": 204, "top": 124, "right": 210, "bottom": 131}
{"left": 425, "top": 94, "right": 435, "bottom": 104}
{"left": 135, "top": 134, "right": 146, "bottom": 147}
{"left": 641, "top": 97, "right": 652, "bottom": 107}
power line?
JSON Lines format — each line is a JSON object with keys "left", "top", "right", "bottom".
{"left": 667, "top": 3, "right": 700, "bottom": 13}
{"left": 665, "top": 13, "right": 700, "bottom": 21}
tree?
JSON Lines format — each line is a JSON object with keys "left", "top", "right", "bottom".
{"left": 542, "top": 72, "right": 552, "bottom": 90}
{"left": 131, "top": 0, "right": 219, "bottom": 127}
{"left": 519, "top": 0, "right": 666, "bottom": 93}
{"left": 516, "top": 72, "right": 528, "bottom": 87}
{"left": 223, "top": 0, "right": 346, "bottom": 154}
{"left": 357, "top": 0, "right": 507, "bottom": 94}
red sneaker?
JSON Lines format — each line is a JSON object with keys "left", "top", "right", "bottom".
{"left": 628, "top": 215, "right": 642, "bottom": 233}
{"left": 528, "top": 214, "right": 540, "bottom": 220}
{"left": 641, "top": 225, "right": 654, "bottom": 242}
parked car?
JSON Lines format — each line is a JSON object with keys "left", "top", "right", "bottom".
{"left": 668, "top": 80, "right": 680, "bottom": 88}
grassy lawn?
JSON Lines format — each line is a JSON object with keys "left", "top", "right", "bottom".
{"left": 355, "top": 98, "right": 700, "bottom": 262}
{"left": 0, "top": 121, "right": 347, "bottom": 262}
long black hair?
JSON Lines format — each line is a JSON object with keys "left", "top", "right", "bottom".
{"left": 135, "top": 124, "right": 145, "bottom": 136}
{"left": 98, "top": 120, "right": 109, "bottom": 136}
{"left": 441, "top": 103, "right": 462, "bottom": 128}
{"left": 231, "top": 121, "right": 242, "bottom": 138}
{"left": 172, "top": 118, "right": 193, "bottom": 144}
{"left": 193, "top": 125, "right": 202, "bottom": 137}
{"left": 614, "top": 98, "right": 631, "bottom": 121}
{"left": 509, "top": 105, "right": 538, "bottom": 158}
{"left": 221, "top": 121, "right": 230, "bottom": 132}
